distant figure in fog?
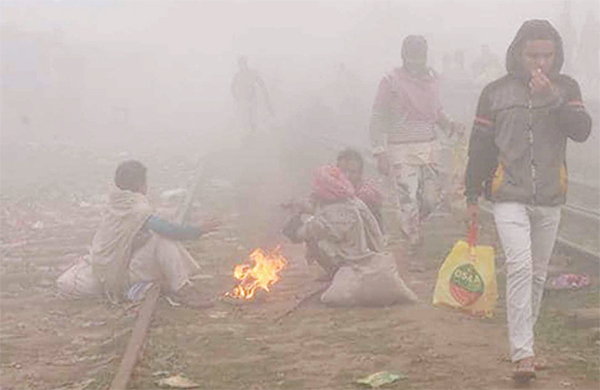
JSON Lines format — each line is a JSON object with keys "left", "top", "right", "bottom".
{"left": 557, "top": 0, "right": 577, "bottom": 74}
{"left": 451, "top": 51, "right": 470, "bottom": 85}
{"left": 471, "top": 44, "right": 503, "bottom": 86}
{"left": 465, "top": 20, "right": 592, "bottom": 382}
{"left": 56, "top": 160, "right": 220, "bottom": 306}
{"left": 231, "top": 56, "right": 273, "bottom": 138}
{"left": 369, "top": 35, "right": 460, "bottom": 255}
{"left": 576, "top": 14, "right": 600, "bottom": 97}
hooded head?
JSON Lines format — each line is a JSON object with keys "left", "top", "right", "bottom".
{"left": 506, "top": 19, "right": 564, "bottom": 79}
{"left": 402, "top": 35, "right": 428, "bottom": 75}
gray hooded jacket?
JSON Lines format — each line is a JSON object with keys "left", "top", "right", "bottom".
{"left": 465, "top": 20, "right": 592, "bottom": 206}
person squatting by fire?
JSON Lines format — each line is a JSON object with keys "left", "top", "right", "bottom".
{"left": 282, "top": 156, "right": 416, "bottom": 307}
{"left": 56, "top": 160, "right": 221, "bottom": 306}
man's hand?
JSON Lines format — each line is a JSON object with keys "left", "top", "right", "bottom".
{"left": 200, "top": 218, "right": 222, "bottom": 234}
{"left": 376, "top": 153, "right": 390, "bottom": 176}
{"left": 467, "top": 203, "right": 479, "bottom": 222}
{"left": 529, "top": 68, "right": 558, "bottom": 97}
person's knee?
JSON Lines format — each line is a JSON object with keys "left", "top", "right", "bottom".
{"left": 153, "top": 235, "right": 183, "bottom": 256}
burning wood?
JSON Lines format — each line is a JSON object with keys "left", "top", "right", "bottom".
{"left": 227, "top": 247, "right": 287, "bottom": 300}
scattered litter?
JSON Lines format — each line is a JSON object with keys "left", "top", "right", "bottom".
{"left": 559, "top": 380, "right": 573, "bottom": 387}
{"left": 164, "top": 296, "right": 182, "bottom": 307}
{"left": 80, "top": 321, "right": 107, "bottom": 328}
{"left": 568, "top": 354, "right": 588, "bottom": 363}
{"left": 189, "top": 274, "right": 213, "bottom": 280}
{"left": 356, "top": 371, "right": 407, "bottom": 388}
{"left": 546, "top": 274, "right": 591, "bottom": 290}
{"left": 156, "top": 374, "right": 200, "bottom": 388}
{"left": 208, "top": 311, "right": 228, "bottom": 319}
{"left": 155, "top": 352, "right": 176, "bottom": 364}
{"left": 55, "top": 378, "right": 96, "bottom": 390}
{"left": 1, "top": 238, "right": 28, "bottom": 249}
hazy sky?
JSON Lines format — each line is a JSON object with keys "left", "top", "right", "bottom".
{"left": 2, "top": 0, "right": 598, "bottom": 144}
{"left": 3, "top": 0, "right": 597, "bottom": 69}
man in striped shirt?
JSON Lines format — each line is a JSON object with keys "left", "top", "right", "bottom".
{"left": 369, "top": 35, "right": 458, "bottom": 254}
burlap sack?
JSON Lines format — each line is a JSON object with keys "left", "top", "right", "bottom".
{"left": 321, "top": 252, "right": 417, "bottom": 307}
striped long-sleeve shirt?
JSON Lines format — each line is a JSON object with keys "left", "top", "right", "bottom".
{"left": 369, "top": 67, "right": 443, "bottom": 154}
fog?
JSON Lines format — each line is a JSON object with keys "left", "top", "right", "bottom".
{"left": 1, "top": 0, "right": 599, "bottom": 191}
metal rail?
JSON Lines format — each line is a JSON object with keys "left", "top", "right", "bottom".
{"left": 563, "top": 203, "right": 600, "bottom": 220}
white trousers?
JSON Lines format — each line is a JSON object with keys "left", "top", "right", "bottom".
{"left": 493, "top": 202, "right": 561, "bottom": 362}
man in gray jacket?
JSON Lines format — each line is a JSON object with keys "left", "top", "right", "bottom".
{"left": 465, "top": 20, "right": 592, "bottom": 382}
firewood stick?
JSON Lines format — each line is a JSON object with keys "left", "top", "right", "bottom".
{"left": 274, "top": 283, "right": 328, "bottom": 323}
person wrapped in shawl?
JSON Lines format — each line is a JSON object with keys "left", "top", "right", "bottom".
{"left": 282, "top": 165, "right": 416, "bottom": 306}
{"left": 57, "top": 160, "right": 220, "bottom": 305}
{"left": 283, "top": 164, "right": 384, "bottom": 276}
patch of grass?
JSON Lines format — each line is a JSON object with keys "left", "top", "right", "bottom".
{"left": 536, "top": 285, "right": 600, "bottom": 381}
{"left": 89, "top": 367, "right": 115, "bottom": 390}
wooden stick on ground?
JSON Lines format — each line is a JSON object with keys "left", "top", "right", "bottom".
{"left": 273, "top": 283, "right": 328, "bottom": 323}
{"left": 109, "top": 284, "right": 160, "bottom": 390}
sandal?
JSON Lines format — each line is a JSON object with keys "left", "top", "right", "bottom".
{"left": 513, "top": 356, "right": 536, "bottom": 383}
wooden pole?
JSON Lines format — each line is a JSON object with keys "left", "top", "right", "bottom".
{"left": 109, "top": 284, "right": 160, "bottom": 390}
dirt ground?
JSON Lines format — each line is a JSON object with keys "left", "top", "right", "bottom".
{"left": 1, "top": 141, "right": 598, "bottom": 390}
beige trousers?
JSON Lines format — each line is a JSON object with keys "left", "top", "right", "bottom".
{"left": 57, "top": 235, "right": 198, "bottom": 297}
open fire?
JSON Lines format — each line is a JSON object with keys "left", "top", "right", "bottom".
{"left": 226, "top": 247, "right": 287, "bottom": 300}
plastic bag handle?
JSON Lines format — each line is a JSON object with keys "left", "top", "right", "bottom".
{"left": 467, "top": 218, "right": 478, "bottom": 248}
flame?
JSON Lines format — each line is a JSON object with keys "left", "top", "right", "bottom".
{"left": 227, "top": 247, "right": 287, "bottom": 300}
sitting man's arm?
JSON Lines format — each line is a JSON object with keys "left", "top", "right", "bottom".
{"left": 143, "top": 215, "right": 204, "bottom": 240}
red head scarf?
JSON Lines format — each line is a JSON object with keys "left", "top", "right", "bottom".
{"left": 312, "top": 165, "right": 355, "bottom": 202}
